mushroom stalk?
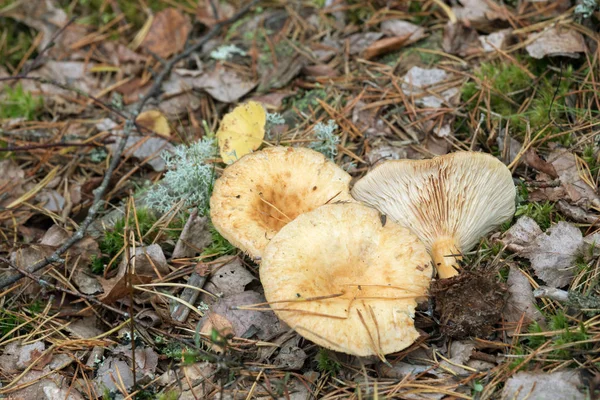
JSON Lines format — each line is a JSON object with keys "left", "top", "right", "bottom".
{"left": 431, "top": 237, "right": 460, "bottom": 279}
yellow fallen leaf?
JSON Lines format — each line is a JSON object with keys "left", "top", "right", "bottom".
{"left": 136, "top": 110, "right": 170, "bottom": 137}
{"left": 217, "top": 101, "right": 266, "bottom": 164}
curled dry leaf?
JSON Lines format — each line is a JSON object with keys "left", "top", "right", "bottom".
{"left": 502, "top": 371, "right": 585, "bottom": 400}
{"left": 172, "top": 212, "right": 212, "bottom": 259}
{"left": 526, "top": 27, "right": 587, "bottom": 59}
{"left": 141, "top": 8, "right": 192, "bottom": 59}
{"left": 199, "top": 291, "right": 280, "bottom": 341}
{"left": 501, "top": 216, "right": 543, "bottom": 253}
{"left": 503, "top": 265, "right": 545, "bottom": 334}
{"left": 529, "top": 149, "right": 600, "bottom": 209}
{"left": 522, "top": 221, "right": 584, "bottom": 288}
{"left": 135, "top": 110, "right": 170, "bottom": 137}
{"left": 380, "top": 20, "right": 426, "bottom": 43}
{"left": 401, "top": 67, "right": 460, "bottom": 109}
{"left": 479, "top": 29, "right": 512, "bottom": 52}
{"left": 193, "top": 66, "right": 257, "bottom": 103}
{"left": 206, "top": 257, "right": 255, "bottom": 297}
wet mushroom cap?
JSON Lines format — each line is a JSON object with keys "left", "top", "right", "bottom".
{"left": 210, "top": 146, "right": 353, "bottom": 259}
{"left": 260, "top": 202, "right": 432, "bottom": 357}
{"left": 351, "top": 151, "right": 516, "bottom": 278}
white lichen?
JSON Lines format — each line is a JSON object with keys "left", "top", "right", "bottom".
{"left": 144, "top": 137, "right": 217, "bottom": 214}
{"left": 210, "top": 44, "right": 247, "bottom": 61}
{"left": 309, "top": 120, "right": 340, "bottom": 159}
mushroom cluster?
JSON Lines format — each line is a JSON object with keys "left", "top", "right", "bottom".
{"left": 209, "top": 146, "right": 516, "bottom": 357}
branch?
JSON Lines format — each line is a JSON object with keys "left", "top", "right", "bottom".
{"left": 0, "top": 0, "right": 258, "bottom": 290}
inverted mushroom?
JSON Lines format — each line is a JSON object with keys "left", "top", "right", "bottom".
{"left": 210, "top": 146, "right": 353, "bottom": 259}
{"left": 260, "top": 202, "right": 432, "bottom": 357}
{"left": 351, "top": 151, "right": 516, "bottom": 279}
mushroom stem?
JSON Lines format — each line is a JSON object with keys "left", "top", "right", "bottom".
{"left": 431, "top": 237, "right": 461, "bottom": 279}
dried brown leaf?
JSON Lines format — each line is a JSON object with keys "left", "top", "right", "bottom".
{"left": 522, "top": 221, "right": 584, "bottom": 287}
{"left": 526, "top": 27, "right": 587, "bottom": 59}
{"left": 141, "top": 8, "right": 191, "bottom": 59}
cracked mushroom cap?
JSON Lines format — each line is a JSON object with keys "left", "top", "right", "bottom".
{"left": 210, "top": 146, "right": 353, "bottom": 259}
{"left": 351, "top": 152, "right": 516, "bottom": 279}
{"left": 260, "top": 202, "right": 432, "bottom": 357}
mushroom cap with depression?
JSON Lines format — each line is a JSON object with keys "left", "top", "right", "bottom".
{"left": 210, "top": 146, "right": 353, "bottom": 259}
{"left": 260, "top": 202, "right": 432, "bottom": 357}
{"left": 351, "top": 151, "right": 516, "bottom": 279}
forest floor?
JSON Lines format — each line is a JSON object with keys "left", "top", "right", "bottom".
{"left": 0, "top": 0, "right": 599, "bottom": 399}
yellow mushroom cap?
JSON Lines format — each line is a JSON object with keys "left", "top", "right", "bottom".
{"left": 210, "top": 146, "right": 353, "bottom": 259}
{"left": 351, "top": 151, "right": 516, "bottom": 278}
{"left": 260, "top": 202, "right": 432, "bottom": 357}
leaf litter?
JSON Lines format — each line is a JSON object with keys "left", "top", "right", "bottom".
{"left": 1, "top": 0, "right": 600, "bottom": 398}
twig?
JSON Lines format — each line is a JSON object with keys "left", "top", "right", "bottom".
{"left": 0, "top": 256, "right": 130, "bottom": 319}
{"left": 0, "top": 0, "right": 258, "bottom": 290}
{"left": 0, "top": 141, "right": 111, "bottom": 152}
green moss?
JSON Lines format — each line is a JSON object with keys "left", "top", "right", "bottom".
{"left": 461, "top": 62, "right": 531, "bottom": 117}
{"left": 289, "top": 88, "right": 328, "bottom": 113}
{"left": 0, "top": 19, "right": 37, "bottom": 70}
{"left": 91, "top": 208, "right": 159, "bottom": 274}
{"left": 514, "top": 201, "right": 557, "bottom": 231}
{"left": 0, "top": 84, "right": 43, "bottom": 120}
{"left": 67, "top": 0, "right": 192, "bottom": 30}
{"left": 201, "top": 224, "right": 236, "bottom": 259}
{"left": 316, "top": 348, "right": 341, "bottom": 376}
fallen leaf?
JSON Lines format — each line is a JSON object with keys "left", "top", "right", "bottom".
{"left": 120, "top": 244, "right": 170, "bottom": 277}
{"left": 442, "top": 22, "right": 482, "bottom": 56}
{"left": 380, "top": 20, "right": 426, "bottom": 44}
{"left": 440, "top": 340, "right": 476, "bottom": 375}
{"left": 530, "top": 150, "right": 600, "bottom": 208}
{"left": 503, "top": 265, "right": 545, "bottom": 334}
{"left": 502, "top": 370, "right": 585, "bottom": 400}
{"left": 8, "top": 370, "right": 84, "bottom": 400}
{"left": 94, "top": 358, "right": 135, "bottom": 393}
{"left": 401, "top": 66, "right": 460, "bottom": 108}
{"left": 14, "top": 341, "right": 51, "bottom": 370}
{"left": 365, "top": 141, "right": 407, "bottom": 166}
{"left": 501, "top": 216, "right": 543, "bottom": 253}
{"left": 141, "top": 8, "right": 191, "bottom": 58}
{"left": 347, "top": 32, "right": 384, "bottom": 55}
{"left": 136, "top": 110, "right": 170, "bottom": 137}
{"left": 172, "top": 212, "right": 212, "bottom": 258}
{"left": 522, "top": 221, "right": 584, "bottom": 287}
{"left": 193, "top": 66, "right": 258, "bottom": 103}
{"left": 0, "top": 0, "right": 67, "bottom": 50}
{"left": 108, "top": 135, "right": 174, "bottom": 172}
{"left": 258, "top": 52, "right": 307, "bottom": 92}
{"left": 479, "top": 29, "right": 512, "bottom": 52}
{"left": 216, "top": 101, "right": 266, "bottom": 164}
{"left": 272, "top": 335, "right": 306, "bottom": 370}
{"left": 65, "top": 317, "right": 103, "bottom": 339}
{"left": 526, "top": 27, "right": 587, "bottom": 59}
{"left": 199, "top": 291, "right": 280, "bottom": 340}
{"left": 250, "top": 91, "right": 295, "bottom": 109}
{"left": 362, "top": 36, "right": 412, "bottom": 60}
{"left": 0, "top": 160, "right": 27, "bottom": 207}
{"left": 302, "top": 64, "right": 339, "bottom": 78}
{"left": 206, "top": 257, "right": 255, "bottom": 297}
{"left": 196, "top": 0, "right": 235, "bottom": 27}
{"left": 36, "top": 190, "right": 65, "bottom": 213}
{"left": 452, "top": 0, "right": 505, "bottom": 29}
{"left": 352, "top": 101, "right": 392, "bottom": 139}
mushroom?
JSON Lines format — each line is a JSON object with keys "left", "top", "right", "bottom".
{"left": 260, "top": 202, "right": 432, "bottom": 357}
{"left": 351, "top": 151, "right": 516, "bottom": 279}
{"left": 210, "top": 146, "right": 353, "bottom": 259}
